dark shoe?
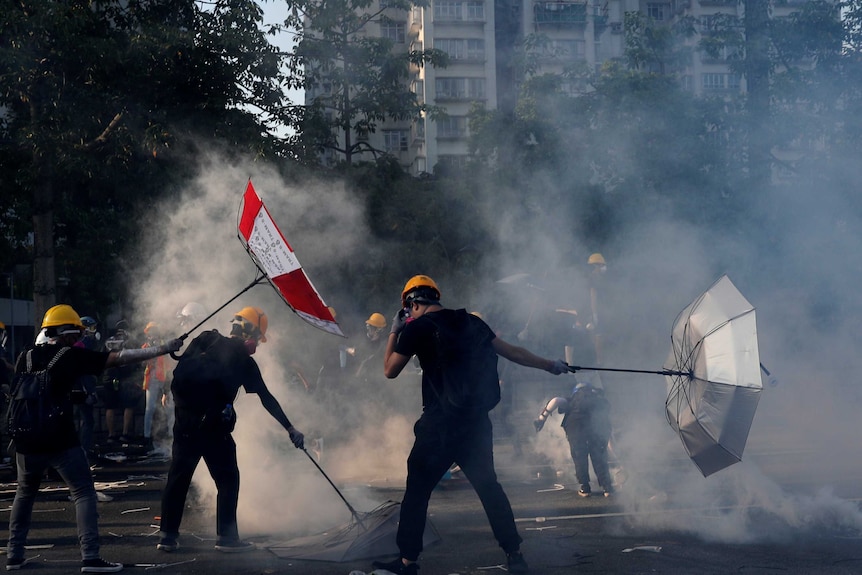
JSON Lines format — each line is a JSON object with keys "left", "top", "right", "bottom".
{"left": 371, "top": 557, "right": 419, "bottom": 575}
{"left": 80, "top": 558, "right": 123, "bottom": 573}
{"left": 156, "top": 536, "right": 179, "bottom": 552}
{"left": 506, "top": 551, "right": 529, "bottom": 574}
{"left": 214, "top": 539, "right": 255, "bottom": 553}
{"left": 6, "top": 557, "right": 25, "bottom": 571}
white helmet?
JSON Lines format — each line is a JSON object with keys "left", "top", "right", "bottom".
{"left": 177, "top": 302, "right": 206, "bottom": 328}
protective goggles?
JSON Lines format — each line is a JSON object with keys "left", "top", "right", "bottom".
{"left": 230, "top": 316, "right": 262, "bottom": 340}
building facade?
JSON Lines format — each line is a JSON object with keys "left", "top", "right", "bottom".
{"left": 307, "top": 0, "right": 819, "bottom": 175}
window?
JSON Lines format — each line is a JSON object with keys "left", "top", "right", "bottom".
{"left": 702, "top": 73, "right": 724, "bottom": 90}
{"left": 436, "top": 38, "right": 485, "bottom": 60}
{"left": 702, "top": 73, "right": 740, "bottom": 92}
{"left": 437, "top": 116, "right": 468, "bottom": 138}
{"left": 435, "top": 77, "right": 485, "bottom": 99}
{"left": 435, "top": 2, "right": 462, "bottom": 20}
{"left": 383, "top": 130, "right": 409, "bottom": 152}
{"left": 647, "top": 2, "right": 668, "bottom": 21}
{"left": 436, "top": 38, "right": 466, "bottom": 59}
{"left": 466, "top": 38, "right": 485, "bottom": 59}
{"left": 381, "top": 21, "right": 406, "bottom": 43}
{"left": 549, "top": 39, "right": 584, "bottom": 58}
{"left": 465, "top": 1, "right": 484, "bottom": 20}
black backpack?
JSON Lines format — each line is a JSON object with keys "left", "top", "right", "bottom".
{"left": 6, "top": 347, "right": 71, "bottom": 444}
{"left": 426, "top": 310, "right": 500, "bottom": 415}
{"left": 170, "top": 330, "right": 236, "bottom": 431}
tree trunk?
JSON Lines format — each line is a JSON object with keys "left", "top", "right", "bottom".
{"left": 32, "top": 150, "right": 56, "bottom": 327}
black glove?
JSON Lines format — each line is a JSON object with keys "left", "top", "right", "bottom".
{"left": 533, "top": 418, "right": 546, "bottom": 432}
{"left": 288, "top": 426, "right": 305, "bottom": 449}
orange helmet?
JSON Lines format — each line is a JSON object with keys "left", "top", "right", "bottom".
{"left": 401, "top": 275, "right": 441, "bottom": 307}
{"left": 366, "top": 312, "right": 387, "bottom": 329}
{"left": 232, "top": 306, "right": 268, "bottom": 343}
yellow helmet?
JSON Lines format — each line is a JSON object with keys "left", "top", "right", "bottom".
{"left": 588, "top": 253, "right": 606, "bottom": 265}
{"left": 401, "top": 275, "right": 441, "bottom": 307}
{"left": 366, "top": 312, "right": 387, "bottom": 329}
{"left": 233, "top": 306, "right": 268, "bottom": 343}
{"left": 42, "top": 304, "right": 84, "bottom": 329}
{"left": 0, "top": 321, "right": 5, "bottom": 330}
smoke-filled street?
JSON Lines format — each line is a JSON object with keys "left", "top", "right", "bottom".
{"left": 1, "top": 416, "right": 860, "bottom": 575}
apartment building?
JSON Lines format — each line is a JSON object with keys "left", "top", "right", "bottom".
{"left": 308, "top": 0, "right": 820, "bottom": 175}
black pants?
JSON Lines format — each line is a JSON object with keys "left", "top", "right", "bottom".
{"left": 564, "top": 422, "right": 612, "bottom": 491}
{"left": 159, "top": 418, "right": 240, "bottom": 541}
{"left": 397, "top": 410, "right": 521, "bottom": 561}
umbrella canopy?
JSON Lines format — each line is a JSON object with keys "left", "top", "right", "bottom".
{"left": 267, "top": 501, "right": 440, "bottom": 562}
{"left": 664, "top": 275, "right": 762, "bottom": 477}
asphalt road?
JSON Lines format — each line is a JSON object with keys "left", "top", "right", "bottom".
{"left": 0, "top": 436, "right": 860, "bottom": 575}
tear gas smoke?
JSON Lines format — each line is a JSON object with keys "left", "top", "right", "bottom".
{"left": 125, "top": 143, "right": 862, "bottom": 545}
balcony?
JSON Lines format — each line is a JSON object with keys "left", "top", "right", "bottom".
{"left": 533, "top": 1, "right": 587, "bottom": 28}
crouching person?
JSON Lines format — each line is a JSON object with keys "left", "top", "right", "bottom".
{"left": 7, "top": 305, "right": 182, "bottom": 573}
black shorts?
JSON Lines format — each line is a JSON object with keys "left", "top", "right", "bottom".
{"left": 100, "top": 380, "right": 144, "bottom": 410}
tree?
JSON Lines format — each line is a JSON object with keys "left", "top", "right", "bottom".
{"left": 279, "top": 0, "right": 447, "bottom": 165}
{"left": 0, "top": 0, "right": 293, "bottom": 323}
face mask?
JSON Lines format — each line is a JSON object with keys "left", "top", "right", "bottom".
{"left": 243, "top": 338, "right": 259, "bottom": 356}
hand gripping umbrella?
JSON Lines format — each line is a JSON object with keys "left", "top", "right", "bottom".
{"left": 565, "top": 275, "right": 762, "bottom": 477}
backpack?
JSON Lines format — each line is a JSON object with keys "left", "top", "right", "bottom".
{"left": 562, "top": 384, "right": 612, "bottom": 439}
{"left": 426, "top": 310, "right": 500, "bottom": 415}
{"left": 6, "top": 347, "right": 71, "bottom": 444}
{"left": 170, "top": 330, "right": 236, "bottom": 431}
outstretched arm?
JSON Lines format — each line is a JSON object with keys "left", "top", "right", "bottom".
{"left": 534, "top": 396, "right": 569, "bottom": 432}
{"left": 492, "top": 337, "right": 566, "bottom": 374}
{"left": 257, "top": 386, "right": 304, "bottom": 449}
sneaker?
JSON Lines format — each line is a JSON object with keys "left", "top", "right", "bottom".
{"left": 214, "top": 539, "right": 255, "bottom": 553}
{"left": 371, "top": 557, "right": 419, "bottom": 575}
{"left": 506, "top": 551, "right": 529, "bottom": 574}
{"left": 6, "top": 557, "right": 25, "bottom": 571}
{"left": 80, "top": 558, "right": 123, "bottom": 573}
{"left": 603, "top": 489, "right": 614, "bottom": 498}
{"left": 156, "top": 537, "right": 179, "bottom": 552}
{"left": 577, "top": 485, "right": 591, "bottom": 497}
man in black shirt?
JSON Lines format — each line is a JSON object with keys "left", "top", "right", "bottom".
{"left": 157, "top": 306, "right": 305, "bottom": 554}
{"left": 7, "top": 305, "right": 181, "bottom": 573}
{"left": 375, "top": 275, "right": 568, "bottom": 575}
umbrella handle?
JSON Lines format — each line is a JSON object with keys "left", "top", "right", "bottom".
{"left": 301, "top": 448, "right": 366, "bottom": 530}
{"left": 567, "top": 364, "right": 689, "bottom": 378}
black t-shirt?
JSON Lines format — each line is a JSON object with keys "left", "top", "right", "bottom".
{"left": 395, "top": 308, "right": 497, "bottom": 412}
{"left": 13, "top": 344, "right": 110, "bottom": 454}
{"left": 170, "top": 330, "right": 266, "bottom": 417}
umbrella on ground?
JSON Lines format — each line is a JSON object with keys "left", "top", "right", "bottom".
{"left": 267, "top": 500, "right": 441, "bottom": 562}
{"left": 663, "top": 274, "right": 762, "bottom": 477}
{"left": 565, "top": 274, "right": 763, "bottom": 477}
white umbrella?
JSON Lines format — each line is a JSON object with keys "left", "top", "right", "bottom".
{"left": 664, "top": 275, "right": 762, "bottom": 477}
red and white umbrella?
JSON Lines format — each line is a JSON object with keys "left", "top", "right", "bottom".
{"left": 237, "top": 181, "right": 344, "bottom": 337}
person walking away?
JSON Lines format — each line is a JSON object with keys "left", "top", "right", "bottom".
{"left": 157, "top": 306, "right": 305, "bottom": 553}
{"left": 73, "top": 316, "right": 102, "bottom": 462}
{"left": 374, "top": 275, "right": 569, "bottom": 575}
{"left": 141, "top": 322, "right": 174, "bottom": 451}
{"left": 533, "top": 381, "right": 614, "bottom": 497}
{"left": 102, "top": 321, "right": 143, "bottom": 444}
{"left": 6, "top": 304, "right": 181, "bottom": 572}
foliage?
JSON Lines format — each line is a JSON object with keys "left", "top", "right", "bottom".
{"left": 0, "top": 0, "right": 297, "bottom": 322}
{"left": 278, "top": 0, "right": 448, "bottom": 164}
